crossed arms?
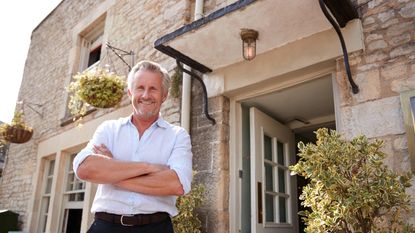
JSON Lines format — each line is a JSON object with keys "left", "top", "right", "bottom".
{"left": 76, "top": 144, "right": 185, "bottom": 196}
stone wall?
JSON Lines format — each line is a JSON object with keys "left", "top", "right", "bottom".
{"left": 337, "top": 0, "right": 415, "bottom": 223}
{"left": 191, "top": 77, "right": 230, "bottom": 233}
{"left": 0, "top": 0, "right": 188, "bottom": 229}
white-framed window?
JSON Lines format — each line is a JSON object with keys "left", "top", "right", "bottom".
{"left": 59, "top": 153, "right": 86, "bottom": 233}
{"left": 37, "top": 158, "right": 56, "bottom": 233}
{"left": 263, "top": 135, "right": 290, "bottom": 224}
{"left": 78, "top": 18, "right": 105, "bottom": 72}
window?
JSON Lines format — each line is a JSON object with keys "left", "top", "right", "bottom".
{"left": 38, "top": 159, "right": 55, "bottom": 233}
{"left": 400, "top": 90, "right": 415, "bottom": 173}
{"left": 78, "top": 17, "right": 105, "bottom": 72}
{"left": 62, "top": 15, "right": 106, "bottom": 123}
{"left": 60, "top": 154, "right": 85, "bottom": 233}
{"left": 263, "top": 135, "right": 290, "bottom": 224}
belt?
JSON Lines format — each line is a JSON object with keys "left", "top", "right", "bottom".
{"left": 95, "top": 211, "right": 170, "bottom": 226}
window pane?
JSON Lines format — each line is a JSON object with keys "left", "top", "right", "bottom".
{"left": 264, "top": 135, "right": 272, "bottom": 161}
{"left": 265, "top": 194, "right": 274, "bottom": 222}
{"left": 279, "top": 196, "right": 287, "bottom": 223}
{"left": 77, "top": 192, "right": 85, "bottom": 201}
{"left": 277, "top": 141, "right": 284, "bottom": 165}
{"left": 66, "top": 173, "right": 74, "bottom": 191}
{"left": 265, "top": 163, "right": 273, "bottom": 192}
{"left": 76, "top": 180, "right": 85, "bottom": 190}
{"left": 48, "top": 160, "right": 55, "bottom": 176}
{"left": 45, "top": 178, "right": 52, "bottom": 194}
{"left": 278, "top": 168, "right": 286, "bottom": 193}
{"left": 42, "top": 215, "right": 48, "bottom": 233}
{"left": 88, "top": 45, "right": 102, "bottom": 67}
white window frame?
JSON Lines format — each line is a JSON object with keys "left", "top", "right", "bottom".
{"left": 37, "top": 158, "right": 56, "bottom": 233}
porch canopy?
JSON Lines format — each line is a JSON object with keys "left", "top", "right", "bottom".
{"left": 154, "top": 0, "right": 358, "bottom": 73}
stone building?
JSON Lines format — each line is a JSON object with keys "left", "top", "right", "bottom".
{"left": 0, "top": 0, "right": 414, "bottom": 232}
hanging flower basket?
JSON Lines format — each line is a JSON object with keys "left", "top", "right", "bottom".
{"left": 3, "top": 125, "right": 33, "bottom": 143}
{"left": 67, "top": 67, "right": 126, "bottom": 117}
{"left": 0, "top": 111, "right": 33, "bottom": 144}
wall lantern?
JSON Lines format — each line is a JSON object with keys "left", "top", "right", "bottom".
{"left": 240, "top": 28, "right": 258, "bottom": 61}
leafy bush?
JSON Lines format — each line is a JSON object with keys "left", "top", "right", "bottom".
{"left": 169, "top": 67, "right": 182, "bottom": 99}
{"left": 290, "top": 128, "right": 414, "bottom": 233}
{"left": 67, "top": 67, "right": 126, "bottom": 117}
{"left": 173, "top": 184, "right": 205, "bottom": 233}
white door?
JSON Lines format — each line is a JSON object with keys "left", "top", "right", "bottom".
{"left": 250, "top": 107, "right": 298, "bottom": 233}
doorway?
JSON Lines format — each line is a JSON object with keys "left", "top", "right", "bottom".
{"left": 237, "top": 75, "right": 336, "bottom": 233}
{"left": 61, "top": 209, "right": 82, "bottom": 233}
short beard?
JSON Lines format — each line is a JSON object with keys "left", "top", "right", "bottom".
{"left": 135, "top": 108, "right": 158, "bottom": 121}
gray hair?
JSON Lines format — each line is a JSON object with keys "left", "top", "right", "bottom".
{"left": 127, "top": 60, "right": 171, "bottom": 96}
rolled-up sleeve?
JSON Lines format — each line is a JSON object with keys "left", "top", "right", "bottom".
{"left": 73, "top": 121, "right": 109, "bottom": 179}
{"left": 168, "top": 128, "right": 193, "bottom": 194}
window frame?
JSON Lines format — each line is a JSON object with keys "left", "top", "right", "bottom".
{"left": 400, "top": 90, "right": 415, "bottom": 173}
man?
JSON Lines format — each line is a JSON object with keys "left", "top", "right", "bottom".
{"left": 73, "top": 60, "right": 192, "bottom": 233}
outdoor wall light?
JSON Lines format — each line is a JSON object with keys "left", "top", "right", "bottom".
{"left": 240, "top": 28, "right": 258, "bottom": 61}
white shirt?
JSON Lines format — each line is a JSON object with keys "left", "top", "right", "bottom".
{"left": 73, "top": 115, "right": 193, "bottom": 216}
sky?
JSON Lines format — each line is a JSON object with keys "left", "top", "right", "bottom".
{"left": 0, "top": 1, "right": 62, "bottom": 123}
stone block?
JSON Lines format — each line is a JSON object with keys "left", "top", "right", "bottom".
{"left": 386, "top": 22, "right": 413, "bottom": 37}
{"left": 354, "top": 69, "right": 381, "bottom": 102}
{"left": 393, "top": 135, "right": 407, "bottom": 151}
{"left": 367, "top": 40, "right": 388, "bottom": 51}
{"left": 365, "top": 51, "right": 388, "bottom": 63}
{"left": 340, "top": 96, "right": 405, "bottom": 139}
{"left": 363, "top": 16, "right": 376, "bottom": 25}
{"left": 192, "top": 144, "right": 213, "bottom": 172}
{"left": 390, "top": 76, "right": 415, "bottom": 92}
{"left": 365, "top": 33, "right": 383, "bottom": 43}
{"left": 212, "top": 141, "right": 229, "bottom": 171}
{"left": 399, "top": 1, "right": 415, "bottom": 18}
{"left": 390, "top": 33, "right": 411, "bottom": 46}
{"left": 199, "top": 209, "right": 229, "bottom": 233}
{"left": 390, "top": 44, "right": 415, "bottom": 58}
{"left": 381, "top": 62, "right": 408, "bottom": 80}
{"left": 378, "top": 9, "right": 395, "bottom": 22}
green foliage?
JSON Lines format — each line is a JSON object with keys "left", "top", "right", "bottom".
{"left": 67, "top": 67, "right": 126, "bottom": 118}
{"left": 173, "top": 184, "right": 205, "bottom": 233}
{"left": 169, "top": 67, "right": 182, "bottom": 99}
{"left": 290, "top": 128, "right": 414, "bottom": 233}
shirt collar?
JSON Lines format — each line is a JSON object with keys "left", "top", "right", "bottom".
{"left": 121, "top": 114, "right": 168, "bottom": 129}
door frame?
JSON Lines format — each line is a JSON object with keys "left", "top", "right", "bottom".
{"left": 228, "top": 65, "right": 341, "bottom": 233}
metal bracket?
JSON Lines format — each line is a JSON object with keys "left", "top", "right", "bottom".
{"left": 105, "top": 42, "right": 134, "bottom": 71}
{"left": 17, "top": 100, "right": 45, "bottom": 118}
{"left": 176, "top": 60, "right": 216, "bottom": 125}
{"left": 319, "top": 0, "right": 359, "bottom": 94}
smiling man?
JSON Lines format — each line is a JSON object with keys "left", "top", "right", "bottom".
{"left": 73, "top": 60, "right": 193, "bottom": 233}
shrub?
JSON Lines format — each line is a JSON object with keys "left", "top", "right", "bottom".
{"left": 173, "top": 184, "right": 205, "bottom": 233}
{"left": 290, "top": 128, "right": 414, "bottom": 233}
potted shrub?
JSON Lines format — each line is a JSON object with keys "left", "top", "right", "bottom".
{"left": 67, "top": 67, "right": 126, "bottom": 117}
{"left": 290, "top": 128, "right": 414, "bottom": 233}
{"left": 0, "top": 111, "right": 33, "bottom": 144}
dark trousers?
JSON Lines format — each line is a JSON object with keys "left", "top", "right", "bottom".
{"left": 87, "top": 218, "right": 174, "bottom": 233}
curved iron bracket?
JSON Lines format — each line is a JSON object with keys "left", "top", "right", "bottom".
{"left": 319, "top": 0, "right": 359, "bottom": 94}
{"left": 176, "top": 60, "right": 216, "bottom": 125}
